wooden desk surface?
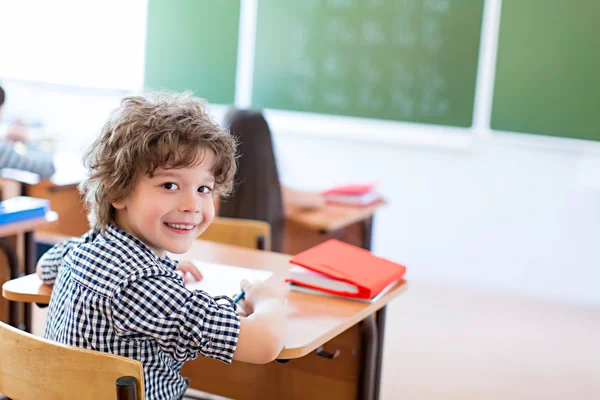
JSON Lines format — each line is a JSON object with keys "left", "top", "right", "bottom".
{"left": 285, "top": 200, "right": 385, "bottom": 232}
{"left": 0, "top": 211, "right": 58, "bottom": 237}
{"left": 3, "top": 239, "right": 407, "bottom": 360}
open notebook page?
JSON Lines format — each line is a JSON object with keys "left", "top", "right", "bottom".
{"left": 186, "top": 261, "right": 273, "bottom": 298}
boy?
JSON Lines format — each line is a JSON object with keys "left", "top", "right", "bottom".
{"left": 37, "top": 92, "right": 287, "bottom": 399}
{"left": 0, "top": 84, "right": 56, "bottom": 177}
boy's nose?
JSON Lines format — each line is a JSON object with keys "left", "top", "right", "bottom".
{"left": 179, "top": 193, "right": 202, "bottom": 213}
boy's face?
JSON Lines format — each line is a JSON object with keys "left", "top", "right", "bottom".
{"left": 112, "top": 150, "right": 216, "bottom": 257}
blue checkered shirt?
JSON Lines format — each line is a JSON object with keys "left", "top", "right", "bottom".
{"left": 40, "top": 225, "right": 241, "bottom": 400}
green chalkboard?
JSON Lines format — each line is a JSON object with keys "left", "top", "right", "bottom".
{"left": 252, "top": 0, "right": 484, "bottom": 127}
{"left": 144, "top": 0, "right": 240, "bottom": 104}
{"left": 491, "top": 0, "right": 600, "bottom": 142}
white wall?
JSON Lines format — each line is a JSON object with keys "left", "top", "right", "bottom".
{"left": 273, "top": 130, "right": 600, "bottom": 306}
{"left": 2, "top": 0, "right": 599, "bottom": 306}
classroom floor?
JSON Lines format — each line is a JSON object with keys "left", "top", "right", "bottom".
{"left": 380, "top": 281, "right": 600, "bottom": 400}
{"left": 28, "top": 281, "right": 600, "bottom": 399}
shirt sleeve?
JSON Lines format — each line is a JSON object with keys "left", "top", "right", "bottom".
{"left": 111, "top": 275, "right": 241, "bottom": 364}
{"left": 0, "top": 142, "right": 56, "bottom": 178}
{"left": 39, "top": 229, "right": 98, "bottom": 285}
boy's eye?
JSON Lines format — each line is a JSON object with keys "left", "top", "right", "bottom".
{"left": 162, "top": 182, "right": 179, "bottom": 191}
{"left": 198, "top": 186, "right": 212, "bottom": 194}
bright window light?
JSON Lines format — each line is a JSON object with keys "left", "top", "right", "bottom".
{"left": 0, "top": 0, "right": 147, "bottom": 90}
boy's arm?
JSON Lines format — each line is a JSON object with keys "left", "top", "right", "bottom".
{"left": 0, "top": 142, "right": 56, "bottom": 178}
{"left": 232, "top": 279, "right": 287, "bottom": 364}
{"left": 111, "top": 275, "right": 242, "bottom": 364}
{"left": 111, "top": 275, "right": 286, "bottom": 365}
{"left": 36, "top": 229, "right": 98, "bottom": 284}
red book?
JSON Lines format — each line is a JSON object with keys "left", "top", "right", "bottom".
{"left": 287, "top": 239, "right": 406, "bottom": 300}
{"left": 322, "top": 184, "right": 375, "bottom": 196}
{"left": 322, "top": 184, "right": 381, "bottom": 207}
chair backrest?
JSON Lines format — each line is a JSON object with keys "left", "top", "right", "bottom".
{"left": 0, "top": 321, "right": 144, "bottom": 400}
{"left": 199, "top": 217, "right": 271, "bottom": 251}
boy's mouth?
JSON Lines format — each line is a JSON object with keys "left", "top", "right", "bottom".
{"left": 164, "top": 222, "right": 197, "bottom": 231}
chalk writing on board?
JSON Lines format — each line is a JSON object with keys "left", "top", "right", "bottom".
{"left": 323, "top": 53, "right": 348, "bottom": 78}
{"left": 419, "top": 65, "right": 448, "bottom": 116}
{"left": 324, "top": 18, "right": 356, "bottom": 43}
{"left": 290, "top": 23, "right": 309, "bottom": 44}
{"left": 391, "top": 90, "right": 415, "bottom": 118}
{"left": 289, "top": 54, "right": 317, "bottom": 79}
{"left": 358, "top": 87, "right": 385, "bottom": 111}
{"left": 362, "top": 20, "right": 386, "bottom": 45}
{"left": 323, "top": 89, "right": 351, "bottom": 108}
{"left": 365, "top": 0, "right": 386, "bottom": 9}
{"left": 424, "top": 0, "right": 450, "bottom": 13}
{"left": 291, "top": 82, "right": 314, "bottom": 105}
{"left": 392, "top": 62, "right": 414, "bottom": 86}
{"left": 394, "top": 0, "right": 416, "bottom": 13}
{"left": 422, "top": 17, "right": 443, "bottom": 52}
{"left": 299, "top": 0, "right": 320, "bottom": 12}
{"left": 359, "top": 58, "right": 383, "bottom": 84}
{"left": 280, "top": 0, "right": 456, "bottom": 118}
{"left": 327, "top": 0, "right": 358, "bottom": 9}
{"left": 392, "top": 16, "right": 416, "bottom": 48}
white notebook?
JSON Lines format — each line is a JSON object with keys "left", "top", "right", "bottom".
{"left": 325, "top": 191, "right": 382, "bottom": 206}
{"left": 288, "top": 281, "right": 398, "bottom": 303}
{"left": 287, "top": 265, "right": 360, "bottom": 293}
{"left": 185, "top": 261, "right": 273, "bottom": 297}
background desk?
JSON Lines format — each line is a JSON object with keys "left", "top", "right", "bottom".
{"left": 26, "top": 171, "right": 88, "bottom": 237}
{"left": 284, "top": 200, "right": 385, "bottom": 254}
{"left": 3, "top": 239, "right": 406, "bottom": 399}
{"left": 0, "top": 212, "right": 57, "bottom": 331}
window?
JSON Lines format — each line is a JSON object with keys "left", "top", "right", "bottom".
{"left": 0, "top": 0, "right": 147, "bottom": 90}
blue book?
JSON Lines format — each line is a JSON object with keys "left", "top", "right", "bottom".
{"left": 0, "top": 196, "right": 50, "bottom": 225}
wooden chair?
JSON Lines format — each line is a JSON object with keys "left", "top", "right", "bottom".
{"left": 198, "top": 217, "right": 271, "bottom": 251}
{"left": 0, "top": 320, "right": 144, "bottom": 400}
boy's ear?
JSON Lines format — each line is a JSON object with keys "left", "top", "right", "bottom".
{"left": 112, "top": 199, "right": 126, "bottom": 210}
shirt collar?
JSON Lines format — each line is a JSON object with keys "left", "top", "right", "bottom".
{"left": 104, "top": 224, "right": 179, "bottom": 270}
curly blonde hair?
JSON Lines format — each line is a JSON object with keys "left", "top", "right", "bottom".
{"left": 79, "top": 92, "right": 237, "bottom": 231}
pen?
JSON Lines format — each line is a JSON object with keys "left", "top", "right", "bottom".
{"left": 232, "top": 290, "right": 245, "bottom": 304}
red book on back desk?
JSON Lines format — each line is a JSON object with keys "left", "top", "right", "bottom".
{"left": 287, "top": 239, "right": 406, "bottom": 300}
{"left": 322, "top": 184, "right": 382, "bottom": 207}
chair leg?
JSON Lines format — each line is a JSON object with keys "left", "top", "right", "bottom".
{"left": 256, "top": 235, "right": 265, "bottom": 250}
{"left": 116, "top": 376, "right": 138, "bottom": 400}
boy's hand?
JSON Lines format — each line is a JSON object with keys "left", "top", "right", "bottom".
{"left": 6, "top": 120, "right": 29, "bottom": 143}
{"left": 176, "top": 260, "right": 203, "bottom": 284}
{"left": 237, "top": 278, "right": 286, "bottom": 316}
{"left": 235, "top": 301, "right": 250, "bottom": 318}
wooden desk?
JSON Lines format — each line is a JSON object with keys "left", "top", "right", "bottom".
{"left": 0, "top": 212, "right": 58, "bottom": 330}
{"left": 284, "top": 201, "right": 385, "bottom": 253}
{"left": 26, "top": 175, "right": 89, "bottom": 237}
{"left": 3, "top": 239, "right": 406, "bottom": 400}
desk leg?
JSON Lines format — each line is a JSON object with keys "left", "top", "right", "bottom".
{"left": 362, "top": 215, "right": 374, "bottom": 251}
{"left": 359, "top": 314, "right": 377, "bottom": 400}
{"left": 359, "top": 306, "right": 387, "bottom": 400}
{"left": 374, "top": 307, "right": 387, "bottom": 400}
{"left": 0, "top": 238, "right": 21, "bottom": 328}
{"left": 23, "top": 231, "right": 36, "bottom": 333}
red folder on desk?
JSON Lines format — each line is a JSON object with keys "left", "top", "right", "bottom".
{"left": 322, "top": 184, "right": 375, "bottom": 196}
{"left": 322, "top": 184, "right": 382, "bottom": 207}
{"left": 287, "top": 239, "right": 406, "bottom": 300}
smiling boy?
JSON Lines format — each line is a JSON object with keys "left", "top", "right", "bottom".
{"left": 37, "top": 93, "right": 286, "bottom": 399}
